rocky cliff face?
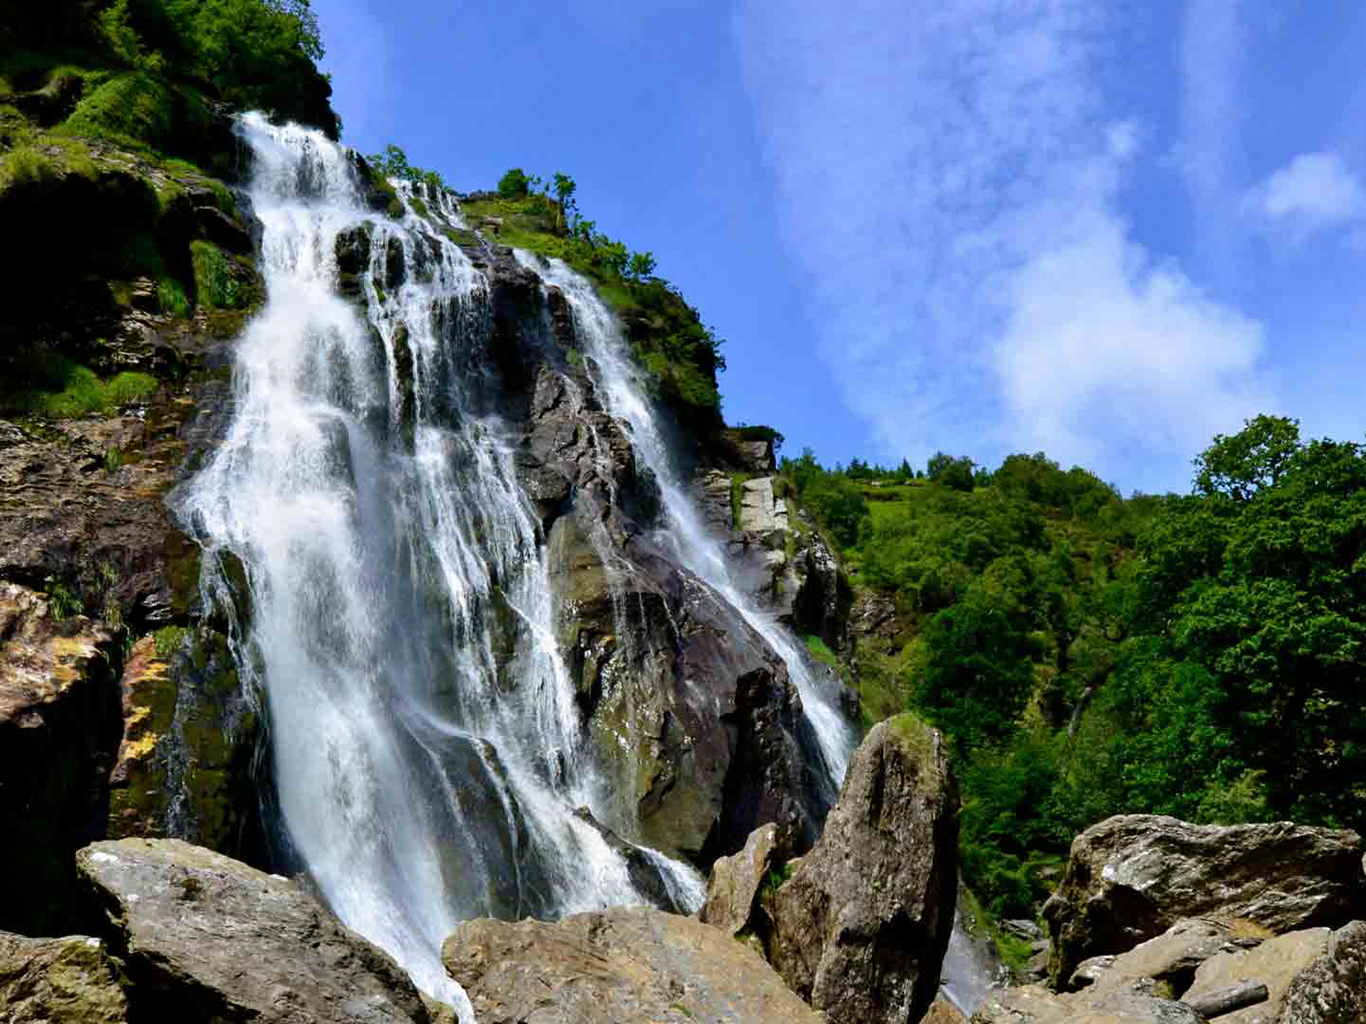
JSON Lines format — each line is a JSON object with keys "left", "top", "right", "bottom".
{"left": 0, "top": 114, "right": 264, "bottom": 935}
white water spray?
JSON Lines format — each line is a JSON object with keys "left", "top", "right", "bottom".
{"left": 179, "top": 115, "right": 703, "bottom": 1020}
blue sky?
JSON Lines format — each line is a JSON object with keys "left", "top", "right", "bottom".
{"left": 312, "top": 0, "right": 1366, "bottom": 494}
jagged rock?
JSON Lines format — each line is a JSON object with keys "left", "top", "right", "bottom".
{"left": 698, "top": 821, "right": 787, "bottom": 936}
{"left": 970, "top": 981, "right": 1205, "bottom": 1024}
{"left": 547, "top": 508, "right": 827, "bottom": 865}
{"left": 1278, "top": 920, "right": 1366, "bottom": 1023}
{"left": 526, "top": 363, "right": 829, "bottom": 868}
{"left": 924, "top": 1000, "right": 970, "bottom": 1023}
{"left": 738, "top": 476, "right": 787, "bottom": 534}
{"left": 767, "top": 713, "right": 958, "bottom": 1024}
{"left": 1182, "top": 927, "right": 1330, "bottom": 1023}
{"left": 0, "top": 415, "right": 205, "bottom": 631}
{"left": 106, "top": 630, "right": 258, "bottom": 858}
{"left": 0, "top": 931, "right": 130, "bottom": 1023}
{"left": 1003, "top": 919, "right": 1044, "bottom": 942}
{"left": 335, "top": 223, "right": 373, "bottom": 299}
{"left": 76, "top": 838, "right": 431, "bottom": 1023}
{"left": 441, "top": 906, "right": 825, "bottom": 1024}
{"left": 0, "top": 584, "right": 120, "bottom": 935}
{"left": 1072, "top": 918, "right": 1254, "bottom": 994}
{"left": 1044, "top": 815, "right": 1366, "bottom": 988}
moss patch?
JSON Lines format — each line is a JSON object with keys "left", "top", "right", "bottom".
{"left": 0, "top": 351, "right": 158, "bottom": 419}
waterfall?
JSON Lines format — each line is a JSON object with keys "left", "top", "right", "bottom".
{"left": 177, "top": 115, "right": 703, "bottom": 1021}
{"left": 515, "top": 254, "right": 859, "bottom": 795}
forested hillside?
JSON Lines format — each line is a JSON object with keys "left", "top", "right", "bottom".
{"left": 780, "top": 415, "right": 1366, "bottom": 940}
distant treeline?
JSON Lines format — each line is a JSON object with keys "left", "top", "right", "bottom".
{"left": 782, "top": 417, "right": 1366, "bottom": 924}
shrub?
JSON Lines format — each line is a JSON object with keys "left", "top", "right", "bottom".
{"left": 497, "top": 167, "right": 530, "bottom": 198}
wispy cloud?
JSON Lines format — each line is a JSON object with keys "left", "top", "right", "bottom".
{"left": 733, "top": 0, "right": 1271, "bottom": 490}
{"left": 1242, "top": 152, "right": 1366, "bottom": 238}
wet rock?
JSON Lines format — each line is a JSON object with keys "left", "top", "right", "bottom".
{"left": 77, "top": 838, "right": 430, "bottom": 1023}
{"left": 0, "top": 584, "right": 120, "bottom": 936}
{"left": 1278, "top": 919, "right": 1366, "bottom": 1024}
{"left": 441, "top": 906, "right": 825, "bottom": 1024}
{"left": 334, "top": 223, "right": 372, "bottom": 299}
{"left": 0, "top": 930, "right": 130, "bottom": 1023}
{"left": 767, "top": 713, "right": 959, "bottom": 1024}
{"left": 1044, "top": 815, "right": 1366, "bottom": 988}
{"left": 106, "top": 630, "right": 258, "bottom": 859}
{"left": 572, "top": 806, "right": 692, "bottom": 914}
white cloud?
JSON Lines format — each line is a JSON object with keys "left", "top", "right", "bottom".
{"left": 1242, "top": 152, "right": 1366, "bottom": 235}
{"left": 733, "top": 0, "right": 1271, "bottom": 489}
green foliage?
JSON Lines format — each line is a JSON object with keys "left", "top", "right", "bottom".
{"left": 43, "top": 576, "right": 84, "bottom": 619}
{"left": 157, "top": 276, "right": 190, "bottom": 316}
{"left": 368, "top": 143, "right": 444, "bottom": 189}
{"left": 497, "top": 166, "right": 530, "bottom": 198}
{"left": 927, "top": 451, "right": 977, "bottom": 491}
{"left": 918, "top": 601, "right": 1037, "bottom": 753}
{"left": 759, "top": 861, "right": 793, "bottom": 897}
{"left": 0, "top": 350, "right": 158, "bottom": 418}
{"left": 153, "top": 625, "right": 190, "bottom": 657}
{"left": 191, "top": 239, "right": 252, "bottom": 308}
{"left": 0, "top": 143, "right": 54, "bottom": 186}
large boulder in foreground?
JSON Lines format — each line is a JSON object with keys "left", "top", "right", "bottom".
{"left": 1043, "top": 815, "right": 1366, "bottom": 987}
{"left": 0, "top": 930, "right": 130, "bottom": 1023}
{"left": 441, "top": 905, "right": 824, "bottom": 1024}
{"left": 767, "top": 713, "right": 959, "bottom": 1024}
{"left": 76, "top": 838, "right": 430, "bottom": 1024}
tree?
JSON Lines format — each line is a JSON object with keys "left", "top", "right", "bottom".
{"left": 628, "top": 250, "right": 656, "bottom": 280}
{"left": 552, "top": 172, "right": 577, "bottom": 234}
{"left": 1193, "top": 414, "right": 1301, "bottom": 501}
{"left": 916, "top": 600, "right": 1035, "bottom": 753}
{"left": 927, "top": 451, "right": 975, "bottom": 491}
{"left": 497, "top": 167, "right": 530, "bottom": 198}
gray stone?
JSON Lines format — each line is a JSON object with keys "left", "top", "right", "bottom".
{"left": 768, "top": 713, "right": 959, "bottom": 1024}
{"left": 1044, "top": 815, "right": 1366, "bottom": 988}
{"left": 1182, "top": 927, "right": 1330, "bottom": 1024}
{"left": 76, "top": 838, "right": 430, "bottom": 1023}
{"left": 698, "top": 821, "right": 786, "bottom": 936}
{"left": 1277, "top": 920, "right": 1366, "bottom": 1024}
{"left": 441, "top": 906, "right": 824, "bottom": 1024}
{"left": 0, "top": 931, "right": 130, "bottom": 1023}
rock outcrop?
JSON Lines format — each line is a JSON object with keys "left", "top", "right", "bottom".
{"left": 1043, "top": 815, "right": 1366, "bottom": 987}
{"left": 697, "top": 820, "right": 788, "bottom": 936}
{"left": 761, "top": 713, "right": 959, "bottom": 1024}
{"left": 0, "top": 584, "right": 120, "bottom": 935}
{"left": 105, "top": 628, "right": 259, "bottom": 855}
{"left": 508, "top": 319, "right": 831, "bottom": 867}
{"left": 1278, "top": 919, "right": 1366, "bottom": 1023}
{"left": 0, "top": 931, "right": 131, "bottom": 1024}
{"left": 76, "top": 838, "right": 430, "bottom": 1023}
{"left": 441, "top": 905, "right": 825, "bottom": 1024}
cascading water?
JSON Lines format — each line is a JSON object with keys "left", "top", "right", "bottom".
{"left": 515, "top": 253, "right": 859, "bottom": 796}
{"left": 178, "top": 115, "right": 702, "bottom": 1021}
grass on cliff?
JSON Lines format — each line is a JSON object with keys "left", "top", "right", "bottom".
{"left": 0, "top": 351, "right": 158, "bottom": 419}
